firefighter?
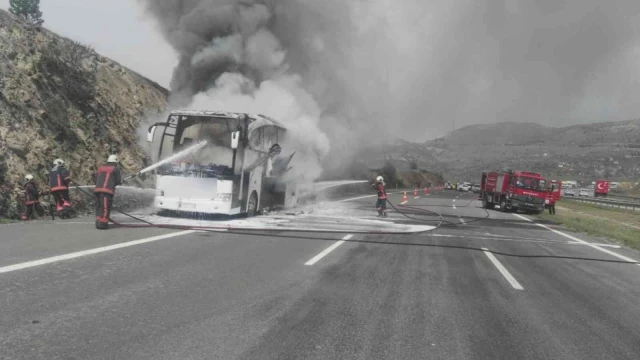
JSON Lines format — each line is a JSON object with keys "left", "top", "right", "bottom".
{"left": 547, "top": 184, "right": 556, "bottom": 215}
{"left": 94, "top": 154, "right": 122, "bottom": 230}
{"left": 49, "top": 158, "right": 73, "bottom": 213}
{"left": 21, "top": 174, "right": 45, "bottom": 220}
{"left": 372, "top": 175, "right": 388, "bottom": 217}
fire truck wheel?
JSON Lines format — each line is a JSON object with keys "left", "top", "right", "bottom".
{"left": 499, "top": 198, "right": 508, "bottom": 212}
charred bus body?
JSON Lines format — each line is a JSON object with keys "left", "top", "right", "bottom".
{"left": 146, "top": 110, "right": 297, "bottom": 216}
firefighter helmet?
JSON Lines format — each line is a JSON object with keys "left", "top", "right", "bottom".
{"left": 376, "top": 176, "right": 384, "bottom": 182}
{"left": 53, "top": 159, "right": 64, "bottom": 166}
{"left": 25, "top": 174, "right": 34, "bottom": 181}
{"left": 107, "top": 154, "right": 119, "bottom": 163}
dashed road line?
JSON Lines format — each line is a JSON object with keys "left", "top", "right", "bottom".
{"left": 458, "top": 217, "right": 466, "bottom": 225}
{"left": 512, "top": 213, "right": 640, "bottom": 266}
{"left": 414, "top": 196, "right": 420, "bottom": 199}
{"left": 305, "top": 234, "right": 353, "bottom": 266}
{"left": 0, "top": 230, "right": 198, "bottom": 275}
{"left": 482, "top": 248, "right": 524, "bottom": 290}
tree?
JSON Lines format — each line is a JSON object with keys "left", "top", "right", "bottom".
{"left": 9, "top": 0, "right": 44, "bottom": 26}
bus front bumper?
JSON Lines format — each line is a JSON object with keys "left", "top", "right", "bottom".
{"left": 154, "top": 196, "right": 240, "bottom": 215}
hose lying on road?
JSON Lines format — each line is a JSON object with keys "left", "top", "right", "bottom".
{"left": 385, "top": 197, "right": 491, "bottom": 227}
{"left": 71, "top": 184, "right": 446, "bottom": 235}
{"left": 68, "top": 185, "right": 639, "bottom": 265}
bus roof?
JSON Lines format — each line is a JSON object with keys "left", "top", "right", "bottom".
{"left": 169, "top": 110, "right": 287, "bottom": 130}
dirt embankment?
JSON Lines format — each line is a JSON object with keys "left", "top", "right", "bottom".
{"left": 0, "top": 9, "right": 168, "bottom": 218}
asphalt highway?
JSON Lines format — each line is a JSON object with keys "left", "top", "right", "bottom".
{"left": 1, "top": 190, "right": 640, "bottom": 359}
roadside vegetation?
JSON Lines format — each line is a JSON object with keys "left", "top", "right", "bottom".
{"left": 535, "top": 200, "right": 640, "bottom": 251}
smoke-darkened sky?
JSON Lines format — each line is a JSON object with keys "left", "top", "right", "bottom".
{"left": 3, "top": 0, "right": 640, "bottom": 142}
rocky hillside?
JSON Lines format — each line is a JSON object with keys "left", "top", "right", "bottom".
{"left": 357, "top": 120, "right": 640, "bottom": 183}
{"left": 0, "top": 9, "right": 168, "bottom": 218}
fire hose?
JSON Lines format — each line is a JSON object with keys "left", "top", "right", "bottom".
{"left": 69, "top": 184, "right": 449, "bottom": 235}
{"left": 64, "top": 184, "right": 640, "bottom": 265}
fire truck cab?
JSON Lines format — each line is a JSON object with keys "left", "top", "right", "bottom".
{"left": 480, "top": 170, "right": 548, "bottom": 214}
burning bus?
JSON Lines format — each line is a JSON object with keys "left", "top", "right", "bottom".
{"left": 146, "top": 110, "right": 297, "bottom": 216}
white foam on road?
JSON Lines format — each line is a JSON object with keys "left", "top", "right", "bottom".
{"left": 114, "top": 208, "right": 436, "bottom": 234}
{"left": 305, "top": 234, "right": 353, "bottom": 266}
{"left": 482, "top": 248, "right": 524, "bottom": 290}
{"left": 512, "top": 213, "right": 640, "bottom": 266}
{"left": 0, "top": 230, "right": 197, "bottom": 275}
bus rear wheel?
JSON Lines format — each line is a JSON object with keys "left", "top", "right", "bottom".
{"left": 247, "top": 191, "right": 258, "bottom": 217}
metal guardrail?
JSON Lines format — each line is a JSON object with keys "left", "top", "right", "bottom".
{"left": 606, "top": 193, "right": 640, "bottom": 202}
{"left": 563, "top": 196, "right": 640, "bottom": 211}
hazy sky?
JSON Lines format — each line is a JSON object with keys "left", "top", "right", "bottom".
{"left": 0, "top": 0, "right": 177, "bottom": 87}
{"left": 2, "top": 0, "right": 640, "bottom": 142}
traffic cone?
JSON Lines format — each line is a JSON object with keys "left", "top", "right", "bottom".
{"left": 402, "top": 191, "right": 408, "bottom": 202}
{"left": 413, "top": 188, "right": 418, "bottom": 197}
{"left": 423, "top": 187, "right": 428, "bottom": 195}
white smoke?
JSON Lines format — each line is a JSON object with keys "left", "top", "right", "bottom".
{"left": 136, "top": 0, "right": 337, "bottom": 181}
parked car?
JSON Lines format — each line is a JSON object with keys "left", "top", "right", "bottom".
{"left": 564, "top": 189, "right": 575, "bottom": 196}
{"left": 458, "top": 183, "right": 471, "bottom": 192}
{"left": 471, "top": 184, "right": 481, "bottom": 193}
{"left": 579, "top": 189, "right": 590, "bottom": 197}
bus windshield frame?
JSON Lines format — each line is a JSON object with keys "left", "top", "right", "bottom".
{"left": 156, "top": 115, "right": 242, "bottom": 178}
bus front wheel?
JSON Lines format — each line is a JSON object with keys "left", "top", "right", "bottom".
{"left": 247, "top": 191, "right": 258, "bottom": 217}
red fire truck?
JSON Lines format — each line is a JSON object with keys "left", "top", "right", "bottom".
{"left": 480, "top": 170, "right": 548, "bottom": 213}
{"left": 594, "top": 179, "right": 609, "bottom": 197}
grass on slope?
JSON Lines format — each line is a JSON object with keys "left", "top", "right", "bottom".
{"left": 534, "top": 200, "right": 640, "bottom": 251}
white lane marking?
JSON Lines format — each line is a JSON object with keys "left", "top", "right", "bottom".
{"left": 0, "top": 230, "right": 197, "bottom": 275}
{"left": 414, "top": 196, "right": 420, "bottom": 199}
{"left": 453, "top": 205, "right": 457, "bottom": 209}
{"left": 459, "top": 217, "right": 466, "bottom": 225}
{"left": 400, "top": 201, "right": 408, "bottom": 205}
{"left": 512, "top": 213, "right": 640, "bottom": 266}
{"left": 453, "top": 199, "right": 456, "bottom": 202}
{"left": 429, "top": 233, "right": 621, "bottom": 247}
{"left": 305, "top": 234, "right": 353, "bottom": 266}
{"left": 482, "top": 248, "right": 524, "bottom": 290}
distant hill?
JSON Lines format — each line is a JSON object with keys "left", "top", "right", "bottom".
{"left": 356, "top": 120, "right": 640, "bottom": 183}
{"left": 0, "top": 9, "right": 168, "bottom": 218}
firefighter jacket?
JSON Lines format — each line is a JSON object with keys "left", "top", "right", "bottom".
{"left": 375, "top": 182, "right": 387, "bottom": 199}
{"left": 49, "top": 165, "right": 71, "bottom": 191}
{"left": 94, "top": 163, "right": 122, "bottom": 195}
{"left": 24, "top": 181, "right": 39, "bottom": 205}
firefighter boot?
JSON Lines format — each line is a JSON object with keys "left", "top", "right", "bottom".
{"left": 95, "top": 218, "right": 109, "bottom": 230}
